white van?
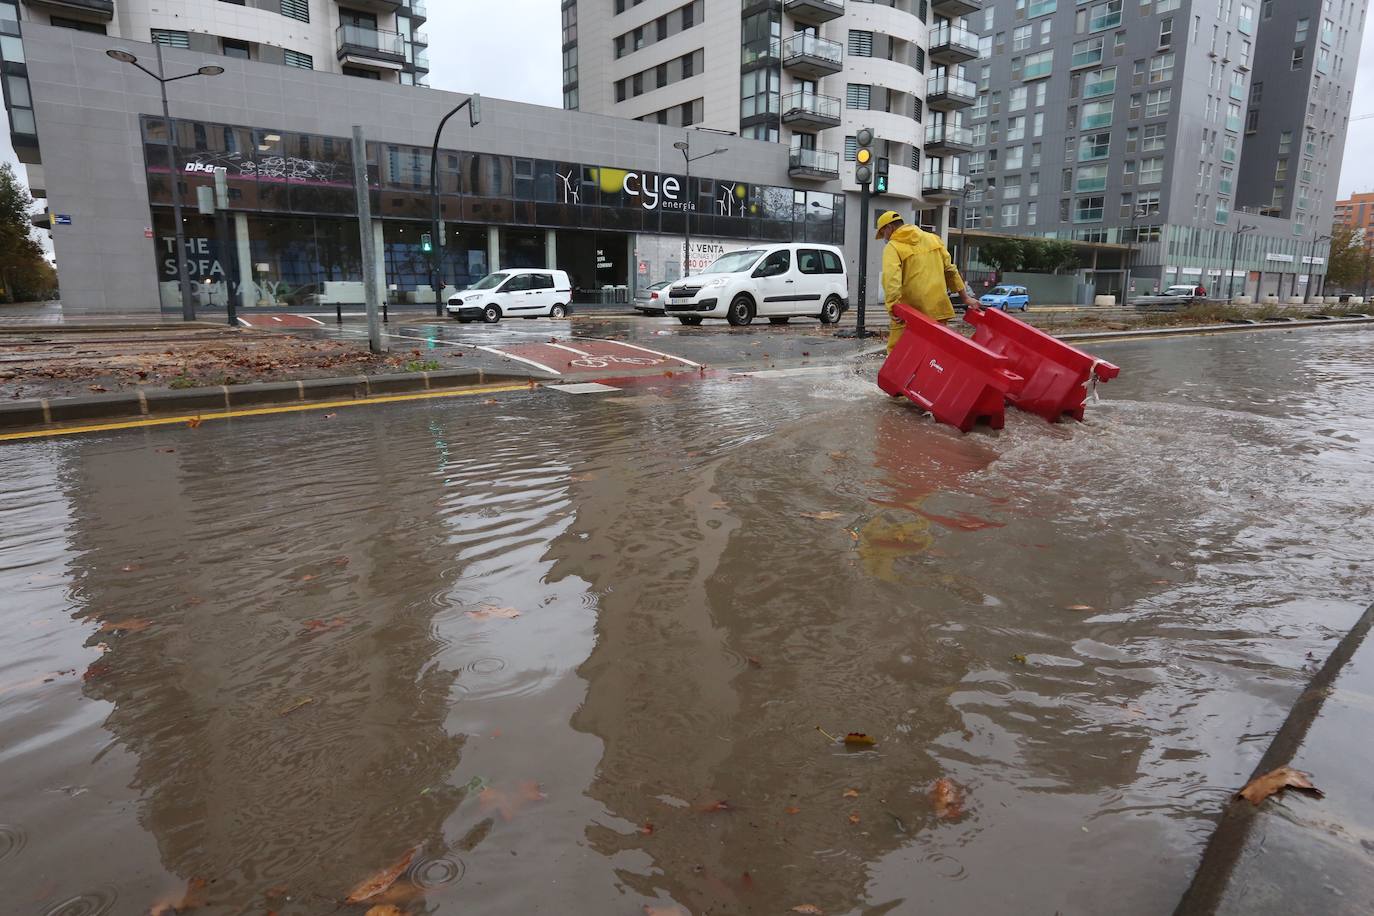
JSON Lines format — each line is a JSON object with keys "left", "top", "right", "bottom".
{"left": 447, "top": 269, "right": 573, "bottom": 322}
{"left": 662, "top": 244, "right": 849, "bottom": 326}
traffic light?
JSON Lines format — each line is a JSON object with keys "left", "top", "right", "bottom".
{"left": 855, "top": 127, "right": 874, "bottom": 186}
{"left": 874, "top": 157, "right": 890, "bottom": 194}
{"left": 420, "top": 232, "right": 433, "bottom": 253}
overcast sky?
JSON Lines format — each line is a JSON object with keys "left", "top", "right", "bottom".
{"left": 6, "top": 1, "right": 1374, "bottom": 202}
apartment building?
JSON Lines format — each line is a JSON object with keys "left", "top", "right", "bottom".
{"left": 1335, "top": 190, "right": 1374, "bottom": 249}
{"left": 564, "top": 0, "right": 983, "bottom": 285}
{"left": 968, "top": 0, "right": 1364, "bottom": 299}
{"left": 2, "top": 0, "right": 429, "bottom": 195}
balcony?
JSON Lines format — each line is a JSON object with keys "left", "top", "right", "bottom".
{"left": 932, "top": 0, "right": 981, "bottom": 17}
{"left": 929, "top": 24, "right": 979, "bottom": 66}
{"left": 789, "top": 147, "right": 840, "bottom": 180}
{"left": 342, "top": 0, "right": 403, "bottom": 13}
{"left": 922, "top": 170, "right": 968, "bottom": 199}
{"left": 925, "top": 123, "right": 973, "bottom": 155}
{"left": 336, "top": 24, "right": 407, "bottom": 69}
{"left": 784, "top": 0, "right": 844, "bottom": 25}
{"left": 781, "top": 90, "right": 842, "bottom": 132}
{"left": 926, "top": 74, "right": 976, "bottom": 110}
{"left": 781, "top": 33, "right": 843, "bottom": 78}
{"left": 22, "top": 0, "right": 113, "bottom": 20}
{"left": 407, "top": 0, "right": 427, "bottom": 22}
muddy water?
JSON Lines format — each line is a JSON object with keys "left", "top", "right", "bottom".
{"left": 2, "top": 327, "right": 1373, "bottom": 915}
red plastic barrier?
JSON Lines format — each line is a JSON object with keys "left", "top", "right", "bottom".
{"left": 964, "top": 307, "right": 1120, "bottom": 423}
{"left": 878, "top": 304, "right": 1024, "bottom": 432}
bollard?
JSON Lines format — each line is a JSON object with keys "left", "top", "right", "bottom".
{"left": 336, "top": 302, "right": 343, "bottom": 324}
{"left": 383, "top": 302, "right": 389, "bottom": 324}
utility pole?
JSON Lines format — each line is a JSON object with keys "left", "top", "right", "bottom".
{"left": 1304, "top": 233, "right": 1330, "bottom": 303}
{"left": 673, "top": 133, "right": 728, "bottom": 277}
{"left": 838, "top": 127, "right": 877, "bottom": 339}
{"left": 352, "top": 126, "right": 384, "bottom": 354}
{"left": 1229, "top": 224, "right": 1255, "bottom": 301}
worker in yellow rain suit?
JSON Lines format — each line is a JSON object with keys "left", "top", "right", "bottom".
{"left": 875, "top": 210, "right": 981, "bottom": 353}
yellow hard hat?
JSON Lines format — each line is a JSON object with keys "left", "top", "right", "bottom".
{"left": 875, "top": 210, "right": 903, "bottom": 239}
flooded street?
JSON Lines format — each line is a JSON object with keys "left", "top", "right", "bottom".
{"left": 3, "top": 326, "right": 1374, "bottom": 915}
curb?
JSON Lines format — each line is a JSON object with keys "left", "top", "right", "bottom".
{"left": 0, "top": 367, "right": 545, "bottom": 433}
{"left": 1054, "top": 315, "right": 1374, "bottom": 342}
{"left": 0, "top": 321, "right": 228, "bottom": 334}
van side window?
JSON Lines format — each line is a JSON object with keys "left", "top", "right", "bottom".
{"left": 503, "top": 275, "right": 533, "bottom": 291}
{"left": 759, "top": 250, "right": 790, "bottom": 276}
{"left": 532, "top": 274, "right": 555, "bottom": 289}
{"left": 797, "top": 249, "right": 823, "bottom": 274}
{"left": 821, "top": 251, "right": 843, "bottom": 274}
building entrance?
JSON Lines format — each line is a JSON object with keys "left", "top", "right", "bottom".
{"left": 557, "top": 230, "right": 629, "bottom": 303}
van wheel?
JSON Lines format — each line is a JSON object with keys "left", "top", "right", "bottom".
{"left": 678, "top": 316, "right": 703, "bottom": 326}
{"left": 483, "top": 304, "right": 501, "bottom": 323}
{"left": 819, "top": 296, "right": 843, "bottom": 325}
{"left": 768, "top": 316, "right": 790, "bottom": 325}
{"left": 550, "top": 303, "right": 567, "bottom": 319}
{"left": 726, "top": 295, "right": 755, "bottom": 326}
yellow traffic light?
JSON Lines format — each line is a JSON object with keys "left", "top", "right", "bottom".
{"left": 856, "top": 148, "right": 872, "bottom": 165}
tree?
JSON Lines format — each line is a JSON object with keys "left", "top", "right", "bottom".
{"left": 978, "top": 237, "right": 1024, "bottom": 272}
{"left": 1324, "top": 222, "right": 1369, "bottom": 292}
{"left": 0, "top": 163, "right": 49, "bottom": 303}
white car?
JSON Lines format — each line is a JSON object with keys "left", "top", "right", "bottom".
{"left": 447, "top": 269, "right": 573, "bottom": 323}
{"left": 663, "top": 244, "right": 849, "bottom": 326}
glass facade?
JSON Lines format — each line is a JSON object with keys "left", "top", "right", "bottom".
{"left": 141, "top": 115, "right": 844, "bottom": 309}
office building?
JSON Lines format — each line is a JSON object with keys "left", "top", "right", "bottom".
{"left": 0, "top": 23, "right": 844, "bottom": 314}
{"left": 564, "top": 0, "right": 982, "bottom": 283}
{"left": 2, "top": 0, "right": 430, "bottom": 197}
{"left": 967, "top": 0, "right": 1364, "bottom": 299}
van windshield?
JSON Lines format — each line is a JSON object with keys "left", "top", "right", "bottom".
{"left": 471, "top": 272, "right": 510, "bottom": 290}
{"left": 699, "top": 250, "right": 764, "bottom": 275}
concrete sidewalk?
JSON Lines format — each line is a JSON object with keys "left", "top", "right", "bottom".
{"left": 1176, "top": 603, "right": 1374, "bottom": 915}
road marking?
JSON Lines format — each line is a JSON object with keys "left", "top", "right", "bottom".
{"left": 0, "top": 383, "right": 532, "bottom": 442}
{"left": 547, "top": 342, "right": 592, "bottom": 356}
{"left": 548, "top": 382, "right": 620, "bottom": 394}
{"left": 606, "top": 339, "right": 703, "bottom": 367}
{"left": 474, "top": 345, "right": 561, "bottom": 375}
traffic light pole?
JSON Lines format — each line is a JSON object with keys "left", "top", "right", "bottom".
{"left": 855, "top": 180, "right": 871, "bottom": 339}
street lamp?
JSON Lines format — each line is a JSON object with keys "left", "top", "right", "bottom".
{"left": 108, "top": 47, "right": 223, "bottom": 322}
{"left": 428, "top": 93, "right": 481, "bottom": 316}
{"left": 958, "top": 183, "right": 972, "bottom": 277}
{"left": 1304, "top": 233, "right": 1331, "bottom": 303}
{"left": 673, "top": 134, "right": 727, "bottom": 278}
{"left": 1228, "top": 224, "right": 1256, "bottom": 301}
{"left": 1122, "top": 203, "right": 1153, "bottom": 305}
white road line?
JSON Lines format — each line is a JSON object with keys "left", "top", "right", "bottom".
{"left": 475, "top": 345, "right": 562, "bottom": 376}
{"left": 546, "top": 342, "right": 592, "bottom": 356}
{"left": 608, "top": 339, "right": 702, "bottom": 367}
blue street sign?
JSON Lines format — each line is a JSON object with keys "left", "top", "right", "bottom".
{"left": 54, "top": 214, "right": 73, "bottom": 225}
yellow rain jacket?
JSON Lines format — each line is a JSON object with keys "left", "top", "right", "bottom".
{"left": 881, "top": 225, "right": 966, "bottom": 351}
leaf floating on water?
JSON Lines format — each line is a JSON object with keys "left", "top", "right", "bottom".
{"left": 639, "top": 822, "right": 655, "bottom": 835}
{"left": 643, "top": 905, "right": 690, "bottom": 916}
{"left": 278, "top": 697, "right": 314, "bottom": 717}
{"left": 843, "top": 788, "right": 860, "bottom": 798}
{"left": 785, "top": 806, "right": 801, "bottom": 815}
{"left": 457, "top": 817, "right": 495, "bottom": 852}
{"left": 1237, "top": 766, "right": 1324, "bottom": 806}
{"left": 1066, "top": 604, "right": 1094, "bottom": 612}
{"left": 466, "top": 606, "right": 521, "bottom": 621}
{"left": 1009, "top": 654, "right": 1028, "bottom": 665}
{"left": 697, "top": 799, "right": 733, "bottom": 813}
{"left": 322, "top": 413, "right": 337, "bottom": 420}
{"left": 365, "top": 905, "right": 405, "bottom": 916}
{"left": 848, "top": 813, "right": 861, "bottom": 825}
{"left": 149, "top": 876, "right": 209, "bottom": 915}
{"left": 301, "top": 617, "right": 348, "bottom": 634}
{"left": 792, "top": 906, "right": 824, "bottom": 915}
{"left": 745, "top": 656, "right": 763, "bottom": 669}
{"left": 800, "top": 511, "right": 844, "bottom": 521}
{"left": 344, "top": 849, "right": 416, "bottom": 904}
{"left": 929, "top": 777, "right": 965, "bottom": 820}
{"left": 843, "top": 733, "right": 877, "bottom": 747}
{"left": 186, "top": 417, "right": 203, "bottom": 429}
{"left": 331, "top": 556, "right": 351, "bottom": 568}
{"left": 828, "top": 451, "right": 849, "bottom": 461}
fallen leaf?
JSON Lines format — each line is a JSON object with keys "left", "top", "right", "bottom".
{"left": 643, "top": 905, "right": 690, "bottom": 916}
{"left": 1009, "top": 654, "right": 1028, "bottom": 665}
{"left": 332, "top": 556, "right": 351, "bottom": 567}
{"left": 793, "top": 906, "right": 824, "bottom": 915}
{"left": 711, "top": 501, "right": 729, "bottom": 510}
{"left": 299, "top": 574, "right": 316, "bottom": 582}
{"left": 322, "top": 413, "right": 337, "bottom": 420}
{"left": 88, "top": 385, "right": 107, "bottom": 393}
{"left": 155, "top": 447, "right": 176, "bottom": 453}
{"left": 301, "top": 617, "right": 348, "bottom": 634}
{"left": 1237, "top": 766, "right": 1324, "bottom": 806}
{"left": 745, "top": 656, "right": 763, "bottom": 669}
{"left": 482, "top": 399, "right": 498, "bottom": 405}
{"left": 344, "top": 849, "right": 415, "bottom": 904}
{"left": 828, "top": 451, "right": 849, "bottom": 460}
{"left": 1066, "top": 604, "right": 1094, "bottom": 611}
{"left": 120, "top": 563, "right": 143, "bottom": 573}
{"left": 848, "top": 813, "right": 861, "bottom": 825}
{"left": 800, "top": 511, "right": 843, "bottom": 521}
{"left": 365, "top": 907, "right": 405, "bottom": 916}
{"left": 278, "top": 697, "right": 314, "bottom": 716}
{"left": 843, "top": 733, "right": 877, "bottom": 747}
{"left": 466, "top": 606, "right": 521, "bottom": 621}
{"left": 186, "top": 417, "right": 203, "bottom": 429}
{"left": 639, "top": 822, "right": 654, "bottom": 835}
{"left": 843, "top": 788, "right": 860, "bottom": 798}
{"left": 929, "top": 777, "right": 965, "bottom": 819}
{"left": 570, "top": 473, "right": 595, "bottom": 482}
{"left": 97, "top": 618, "right": 152, "bottom": 634}
{"left": 149, "top": 876, "right": 209, "bottom": 915}
{"left": 697, "top": 799, "right": 733, "bottom": 813}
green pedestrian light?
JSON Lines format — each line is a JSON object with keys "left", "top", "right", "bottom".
{"left": 420, "top": 233, "right": 433, "bottom": 253}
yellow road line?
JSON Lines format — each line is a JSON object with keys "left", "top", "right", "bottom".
{"left": 0, "top": 382, "right": 534, "bottom": 443}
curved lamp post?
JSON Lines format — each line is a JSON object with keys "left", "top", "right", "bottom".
{"left": 673, "top": 135, "right": 727, "bottom": 278}
{"left": 108, "top": 47, "right": 223, "bottom": 322}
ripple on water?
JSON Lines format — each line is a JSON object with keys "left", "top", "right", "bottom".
{"left": 410, "top": 851, "right": 466, "bottom": 889}
{"left": 0, "top": 823, "right": 26, "bottom": 863}
{"left": 41, "top": 888, "right": 118, "bottom": 916}
{"left": 466, "top": 657, "right": 508, "bottom": 676}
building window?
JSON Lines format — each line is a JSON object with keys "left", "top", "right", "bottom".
{"left": 1025, "top": 49, "right": 1053, "bottom": 80}
{"left": 280, "top": 0, "right": 309, "bottom": 24}
{"left": 283, "top": 48, "right": 313, "bottom": 69}
{"left": 846, "top": 83, "right": 871, "bottom": 109}
{"left": 1075, "top": 196, "right": 1105, "bottom": 222}
{"left": 1002, "top": 203, "right": 1020, "bottom": 227}
{"left": 848, "top": 30, "right": 873, "bottom": 57}
{"left": 1291, "top": 47, "right": 1305, "bottom": 69}
{"left": 1149, "top": 52, "right": 1174, "bottom": 82}
{"left": 1295, "top": 17, "right": 1309, "bottom": 42}
{"left": 1082, "top": 100, "right": 1113, "bottom": 129}
{"left": 1139, "top": 156, "right": 1163, "bottom": 184}
{"left": 222, "top": 37, "right": 251, "bottom": 58}
{"left": 1159, "top": 17, "right": 1172, "bottom": 47}
{"left": 48, "top": 16, "right": 108, "bottom": 34}
{"left": 844, "top": 135, "right": 858, "bottom": 161}
{"left": 1084, "top": 67, "right": 1116, "bottom": 97}
{"left": 1142, "top": 123, "right": 1166, "bottom": 151}
{"left": 151, "top": 29, "right": 190, "bottom": 48}
{"left": 1145, "top": 88, "right": 1170, "bottom": 117}
{"left": 1076, "top": 163, "right": 1108, "bottom": 192}
{"left": 1072, "top": 37, "right": 1105, "bottom": 68}
{"left": 1079, "top": 132, "right": 1111, "bottom": 161}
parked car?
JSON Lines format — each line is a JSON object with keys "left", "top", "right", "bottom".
{"left": 446, "top": 269, "right": 573, "bottom": 323}
{"left": 979, "top": 284, "right": 1030, "bottom": 311}
{"left": 662, "top": 244, "right": 849, "bottom": 327}
{"left": 634, "top": 280, "right": 672, "bottom": 315}
{"left": 1130, "top": 284, "right": 1208, "bottom": 307}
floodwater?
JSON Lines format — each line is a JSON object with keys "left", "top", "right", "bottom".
{"left": 3, "top": 327, "right": 1373, "bottom": 915}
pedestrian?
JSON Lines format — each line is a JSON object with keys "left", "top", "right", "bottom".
{"left": 874, "top": 210, "right": 981, "bottom": 353}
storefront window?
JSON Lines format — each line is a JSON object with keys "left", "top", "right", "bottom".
{"left": 500, "top": 229, "right": 545, "bottom": 269}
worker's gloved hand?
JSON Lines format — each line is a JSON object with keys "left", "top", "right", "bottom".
{"left": 959, "top": 290, "right": 982, "bottom": 311}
